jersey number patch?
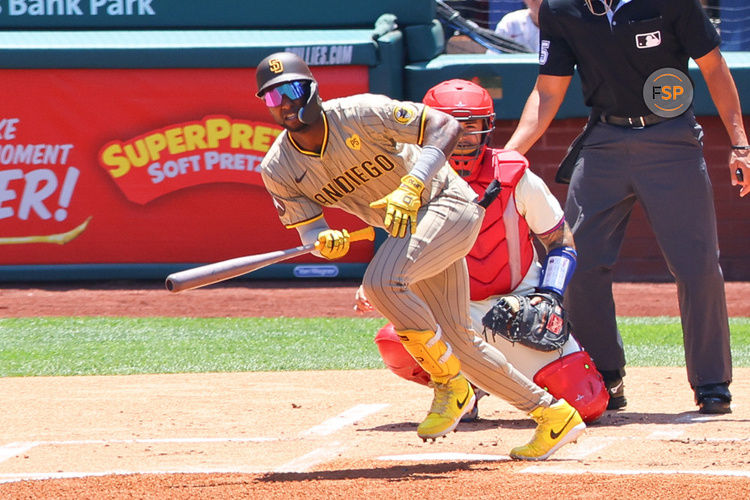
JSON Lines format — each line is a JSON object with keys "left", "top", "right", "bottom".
{"left": 539, "top": 40, "right": 550, "bottom": 65}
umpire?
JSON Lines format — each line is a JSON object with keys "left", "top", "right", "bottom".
{"left": 504, "top": 0, "right": 749, "bottom": 414}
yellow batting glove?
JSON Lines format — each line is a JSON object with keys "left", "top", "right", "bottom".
{"left": 316, "top": 229, "right": 351, "bottom": 260}
{"left": 369, "top": 175, "right": 425, "bottom": 238}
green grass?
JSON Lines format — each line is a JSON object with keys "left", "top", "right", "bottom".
{"left": 0, "top": 317, "right": 748, "bottom": 377}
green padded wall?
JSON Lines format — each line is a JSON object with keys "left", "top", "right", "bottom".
{"left": 0, "top": 0, "right": 436, "bottom": 29}
{"left": 405, "top": 52, "right": 750, "bottom": 119}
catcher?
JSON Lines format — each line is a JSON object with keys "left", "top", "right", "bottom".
{"left": 357, "top": 79, "right": 608, "bottom": 424}
{"left": 257, "top": 52, "right": 584, "bottom": 460}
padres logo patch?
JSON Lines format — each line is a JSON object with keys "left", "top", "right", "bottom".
{"left": 269, "top": 58, "right": 284, "bottom": 73}
{"left": 393, "top": 105, "right": 416, "bottom": 124}
{"left": 345, "top": 134, "right": 362, "bottom": 150}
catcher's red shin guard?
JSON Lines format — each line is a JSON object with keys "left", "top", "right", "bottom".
{"left": 533, "top": 350, "right": 608, "bottom": 423}
{"left": 374, "top": 323, "right": 431, "bottom": 386}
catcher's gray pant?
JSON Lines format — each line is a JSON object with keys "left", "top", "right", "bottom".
{"left": 564, "top": 110, "right": 732, "bottom": 389}
{"left": 363, "top": 188, "right": 553, "bottom": 412}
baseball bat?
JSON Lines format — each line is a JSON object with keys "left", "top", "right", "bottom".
{"left": 165, "top": 226, "right": 376, "bottom": 293}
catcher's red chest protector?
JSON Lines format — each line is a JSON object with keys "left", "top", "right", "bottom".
{"left": 465, "top": 149, "right": 535, "bottom": 301}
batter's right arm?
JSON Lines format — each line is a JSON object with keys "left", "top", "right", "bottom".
{"left": 422, "top": 106, "right": 463, "bottom": 157}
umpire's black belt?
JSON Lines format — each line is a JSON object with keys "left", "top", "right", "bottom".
{"left": 599, "top": 112, "right": 670, "bottom": 128}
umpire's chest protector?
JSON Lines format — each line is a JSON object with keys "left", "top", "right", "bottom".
{"left": 466, "top": 150, "right": 534, "bottom": 301}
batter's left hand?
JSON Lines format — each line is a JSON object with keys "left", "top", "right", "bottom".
{"left": 730, "top": 149, "right": 750, "bottom": 197}
{"left": 369, "top": 175, "right": 425, "bottom": 238}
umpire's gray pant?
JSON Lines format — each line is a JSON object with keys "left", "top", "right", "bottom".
{"left": 564, "top": 110, "right": 732, "bottom": 389}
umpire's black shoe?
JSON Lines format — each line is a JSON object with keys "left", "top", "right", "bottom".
{"left": 695, "top": 383, "right": 732, "bottom": 414}
{"left": 604, "top": 377, "right": 627, "bottom": 410}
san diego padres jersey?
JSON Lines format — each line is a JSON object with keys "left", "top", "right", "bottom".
{"left": 260, "top": 93, "right": 476, "bottom": 229}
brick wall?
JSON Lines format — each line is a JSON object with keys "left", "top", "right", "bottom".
{"left": 491, "top": 116, "right": 750, "bottom": 281}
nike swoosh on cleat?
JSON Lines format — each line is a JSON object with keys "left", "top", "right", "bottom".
{"left": 294, "top": 171, "right": 308, "bottom": 183}
{"left": 456, "top": 389, "right": 471, "bottom": 409}
{"left": 549, "top": 412, "right": 576, "bottom": 440}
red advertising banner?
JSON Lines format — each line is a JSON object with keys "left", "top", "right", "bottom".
{"left": 0, "top": 67, "right": 372, "bottom": 266}
{"left": 98, "top": 115, "right": 279, "bottom": 205}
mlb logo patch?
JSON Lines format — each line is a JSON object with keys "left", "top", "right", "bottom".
{"left": 636, "top": 31, "right": 661, "bottom": 49}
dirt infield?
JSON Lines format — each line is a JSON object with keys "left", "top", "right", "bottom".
{"left": 0, "top": 281, "right": 749, "bottom": 499}
{"left": 2, "top": 280, "right": 749, "bottom": 318}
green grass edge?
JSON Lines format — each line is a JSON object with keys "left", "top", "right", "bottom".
{"left": 0, "top": 316, "right": 747, "bottom": 377}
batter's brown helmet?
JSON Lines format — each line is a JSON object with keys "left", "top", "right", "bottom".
{"left": 255, "top": 51, "right": 322, "bottom": 124}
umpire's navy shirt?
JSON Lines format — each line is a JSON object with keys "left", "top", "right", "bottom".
{"left": 538, "top": 0, "right": 720, "bottom": 116}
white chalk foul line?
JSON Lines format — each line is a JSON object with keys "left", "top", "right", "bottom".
{"left": 0, "top": 442, "right": 39, "bottom": 464}
{"left": 0, "top": 436, "right": 278, "bottom": 465}
{"left": 0, "top": 468, "right": 271, "bottom": 485}
{"left": 0, "top": 404, "right": 392, "bottom": 480}
{"left": 556, "top": 433, "right": 750, "bottom": 460}
{"left": 52, "top": 437, "right": 277, "bottom": 446}
{"left": 274, "top": 441, "right": 348, "bottom": 473}
{"left": 647, "top": 430, "right": 684, "bottom": 440}
{"left": 521, "top": 465, "right": 750, "bottom": 478}
{"left": 301, "top": 403, "right": 389, "bottom": 437}
{"left": 557, "top": 436, "right": 620, "bottom": 460}
{"left": 378, "top": 452, "right": 510, "bottom": 462}
{"left": 275, "top": 404, "right": 391, "bottom": 473}
{"left": 675, "top": 411, "right": 736, "bottom": 423}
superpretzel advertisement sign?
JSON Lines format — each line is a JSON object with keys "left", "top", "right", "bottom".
{"left": 0, "top": 66, "right": 372, "bottom": 268}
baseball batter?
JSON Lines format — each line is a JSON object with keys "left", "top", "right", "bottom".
{"left": 360, "top": 79, "right": 608, "bottom": 424}
{"left": 256, "top": 51, "right": 584, "bottom": 460}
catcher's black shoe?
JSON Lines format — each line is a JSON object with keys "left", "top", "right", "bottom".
{"left": 604, "top": 377, "right": 627, "bottom": 410}
{"left": 695, "top": 383, "right": 732, "bottom": 414}
{"left": 460, "top": 386, "right": 488, "bottom": 422}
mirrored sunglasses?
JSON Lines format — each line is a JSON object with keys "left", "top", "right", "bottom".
{"left": 262, "top": 81, "right": 307, "bottom": 107}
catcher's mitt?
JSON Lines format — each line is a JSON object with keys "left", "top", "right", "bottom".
{"left": 481, "top": 292, "right": 570, "bottom": 352}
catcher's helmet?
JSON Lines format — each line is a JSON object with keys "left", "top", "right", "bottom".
{"left": 422, "top": 79, "right": 495, "bottom": 177}
{"left": 255, "top": 51, "right": 322, "bottom": 124}
{"left": 533, "top": 350, "right": 609, "bottom": 423}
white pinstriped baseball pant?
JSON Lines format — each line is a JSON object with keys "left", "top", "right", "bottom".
{"left": 362, "top": 191, "right": 553, "bottom": 412}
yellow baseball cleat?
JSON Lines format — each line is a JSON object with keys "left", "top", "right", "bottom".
{"left": 509, "top": 399, "right": 586, "bottom": 460}
{"left": 418, "top": 374, "right": 476, "bottom": 441}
